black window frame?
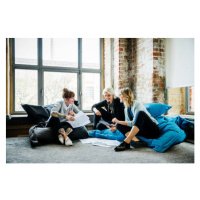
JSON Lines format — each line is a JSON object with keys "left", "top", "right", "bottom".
{"left": 12, "top": 38, "right": 103, "bottom": 114}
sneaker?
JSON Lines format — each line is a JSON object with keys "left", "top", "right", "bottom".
{"left": 58, "top": 134, "right": 64, "bottom": 144}
{"left": 114, "top": 141, "right": 130, "bottom": 151}
{"left": 130, "top": 141, "right": 148, "bottom": 148}
{"left": 65, "top": 137, "right": 73, "bottom": 146}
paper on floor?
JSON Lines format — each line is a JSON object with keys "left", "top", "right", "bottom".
{"left": 80, "top": 137, "right": 121, "bottom": 147}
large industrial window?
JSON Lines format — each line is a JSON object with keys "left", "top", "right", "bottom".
{"left": 186, "top": 86, "right": 194, "bottom": 114}
{"left": 12, "top": 38, "right": 102, "bottom": 113}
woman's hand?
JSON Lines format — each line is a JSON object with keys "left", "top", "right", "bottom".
{"left": 110, "top": 125, "right": 117, "bottom": 132}
{"left": 94, "top": 108, "right": 102, "bottom": 116}
{"left": 112, "top": 118, "right": 119, "bottom": 124}
{"left": 66, "top": 116, "right": 75, "bottom": 121}
{"left": 68, "top": 110, "right": 76, "bottom": 116}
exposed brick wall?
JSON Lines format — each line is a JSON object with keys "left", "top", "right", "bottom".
{"left": 113, "top": 38, "right": 120, "bottom": 95}
{"left": 133, "top": 38, "right": 153, "bottom": 103}
{"left": 118, "top": 38, "right": 129, "bottom": 89}
{"left": 104, "top": 38, "right": 166, "bottom": 104}
{"left": 111, "top": 38, "right": 135, "bottom": 95}
{"left": 103, "top": 38, "right": 192, "bottom": 115}
{"left": 153, "top": 38, "right": 165, "bottom": 103}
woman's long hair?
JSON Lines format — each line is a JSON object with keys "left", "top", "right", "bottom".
{"left": 120, "top": 88, "right": 134, "bottom": 107}
{"left": 62, "top": 88, "right": 75, "bottom": 99}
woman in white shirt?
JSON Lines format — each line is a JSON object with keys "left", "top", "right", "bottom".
{"left": 46, "top": 88, "right": 88, "bottom": 146}
{"left": 112, "top": 88, "right": 160, "bottom": 151}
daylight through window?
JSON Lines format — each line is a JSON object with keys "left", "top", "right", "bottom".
{"left": 12, "top": 38, "right": 102, "bottom": 113}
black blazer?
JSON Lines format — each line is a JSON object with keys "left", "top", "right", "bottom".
{"left": 91, "top": 97, "right": 125, "bottom": 121}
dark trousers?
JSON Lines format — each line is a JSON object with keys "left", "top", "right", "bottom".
{"left": 117, "top": 111, "right": 160, "bottom": 139}
{"left": 46, "top": 116, "right": 72, "bottom": 135}
{"left": 93, "top": 108, "right": 112, "bottom": 130}
{"left": 46, "top": 116, "right": 88, "bottom": 140}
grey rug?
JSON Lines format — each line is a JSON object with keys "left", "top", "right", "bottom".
{"left": 6, "top": 137, "right": 194, "bottom": 163}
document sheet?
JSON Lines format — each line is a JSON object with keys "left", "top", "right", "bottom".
{"left": 80, "top": 137, "right": 121, "bottom": 147}
{"left": 67, "top": 111, "right": 90, "bottom": 128}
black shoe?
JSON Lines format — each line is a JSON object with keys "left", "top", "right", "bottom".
{"left": 131, "top": 141, "right": 148, "bottom": 148}
{"left": 114, "top": 141, "right": 130, "bottom": 151}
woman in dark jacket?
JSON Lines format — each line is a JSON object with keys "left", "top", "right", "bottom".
{"left": 91, "top": 87, "right": 125, "bottom": 130}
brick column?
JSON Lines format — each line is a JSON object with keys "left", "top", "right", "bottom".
{"left": 113, "top": 38, "right": 134, "bottom": 95}
{"left": 103, "top": 38, "right": 166, "bottom": 104}
{"left": 153, "top": 38, "right": 165, "bottom": 103}
{"left": 134, "top": 38, "right": 154, "bottom": 103}
{"left": 113, "top": 38, "right": 120, "bottom": 95}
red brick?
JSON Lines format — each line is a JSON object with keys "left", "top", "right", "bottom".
{"left": 119, "top": 44, "right": 125, "bottom": 48}
{"left": 153, "top": 57, "right": 158, "bottom": 60}
{"left": 153, "top": 97, "right": 158, "bottom": 101}
{"left": 153, "top": 48, "right": 158, "bottom": 51}
{"left": 160, "top": 84, "right": 164, "bottom": 88}
{"left": 153, "top": 52, "right": 161, "bottom": 56}
{"left": 154, "top": 83, "right": 158, "bottom": 87}
{"left": 153, "top": 74, "right": 159, "bottom": 79}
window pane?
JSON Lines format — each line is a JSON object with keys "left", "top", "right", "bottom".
{"left": 82, "top": 38, "right": 100, "bottom": 69}
{"left": 189, "top": 86, "right": 194, "bottom": 112}
{"left": 44, "top": 72, "right": 77, "bottom": 105}
{"left": 15, "top": 69, "right": 38, "bottom": 111}
{"left": 82, "top": 73, "right": 100, "bottom": 110}
{"left": 43, "top": 38, "right": 78, "bottom": 67}
{"left": 15, "top": 38, "right": 37, "bottom": 65}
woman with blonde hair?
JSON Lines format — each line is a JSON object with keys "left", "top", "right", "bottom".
{"left": 112, "top": 88, "right": 160, "bottom": 151}
{"left": 92, "top": 87, "right": 125, "bottom": 130}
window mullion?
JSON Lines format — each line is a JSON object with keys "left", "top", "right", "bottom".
{"left": 100, "top": 38, "right": 103, "bottom": 101}
{"left": 38, "top": 38, "right": 44, "bottom": 105}
{"left": 12, "top": 38, "right": 15, "bottom": 113}
{"left": 78, "top": 38, "right": 82, "bottom": 110}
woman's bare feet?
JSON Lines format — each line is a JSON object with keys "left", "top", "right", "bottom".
{"left": 65, "top": 127, "right": 73, "bottom": 135}
{"left": 58, "top": 128, "right": 73, "bottom": 146}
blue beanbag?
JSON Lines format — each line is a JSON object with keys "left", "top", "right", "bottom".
{"left": 137, "top": 116, "right": 186, "bottom": 153}
{"left": 89, "top": 129, "right": 125, "bottom": 141}
{"left": 143, "top": 103, "right": 172, "bottom": 118}
{"left": 89, "top": 115, "right": 186, "bottom": 153}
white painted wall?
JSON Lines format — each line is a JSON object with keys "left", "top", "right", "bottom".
{"left": 165, "top": 38, "right": 194, "bottom": 88}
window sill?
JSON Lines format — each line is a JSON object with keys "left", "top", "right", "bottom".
{"left": 6, "top": 113, "right": 94, "bottom": 137}
{"left": 7, "top": 112, "right": 94, "bottom": 125}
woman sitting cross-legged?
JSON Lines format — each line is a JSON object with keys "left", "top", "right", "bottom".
{"left": 91, "top": 87, "right": 125, "bottom": 130}
{"left": 112, "top": 88, "right": 160, "bottom": 151}
{"left": 46, "top": 88, "right": 88, "bottom": 146}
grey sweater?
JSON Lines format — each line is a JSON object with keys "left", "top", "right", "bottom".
{"left": 51, "top": 100, "right": 79, "bottom": 122}
{"left": 125, "top": 101, "right": 158, "bottom": 127}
